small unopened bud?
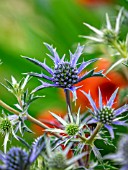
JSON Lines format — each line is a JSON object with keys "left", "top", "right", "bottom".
{"left": 66, "top": 123, "right": 79, "bottom": 136}
{"left": 103, "top": 29, "right": 117, "bottom": 43}
{"left": 0, "top": 119, "right": 12, "bottom": 133}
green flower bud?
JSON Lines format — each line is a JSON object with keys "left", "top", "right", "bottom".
{"left": 66, "top": 123, "right": 79, "bottom": 136}
{"left": 0, "top": 118, "right": 12, "bottom": 133}
{"left": 103, "top": 29, "right": 117, "bottom": 43}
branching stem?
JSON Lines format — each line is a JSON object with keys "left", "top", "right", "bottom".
{"left": 0, "top": 100, "right": 60, "bottom": 138}
{"left": 112, "top": 41, "right": 127, "bottom": 58}
{"left": 77, "top": 134, "right": 86, "bottom": 142}
{"left": 87, "top": 122, "right": 102, "bottom": 144}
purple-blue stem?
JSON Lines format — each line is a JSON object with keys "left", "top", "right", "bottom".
{"left": 64, "top": 89, "right": 72, "bottom": 112}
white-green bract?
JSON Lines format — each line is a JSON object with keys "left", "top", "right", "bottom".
{"left": 45, "top": 107, "right": 84, "bottom": 141}
{"left": 22, "top": 43, "right": 104, "bottom": 100}
{"left": 82, "top": 8, "right": 123, "bottom": 43}
{"left": 0, "top": 111, "right": 32, "bottom": 154}
{"left": 0, "top": 113, "right": 19, "bottom": 153}
{"left": 81, "top": 88, "right": 128, "bottom": 139}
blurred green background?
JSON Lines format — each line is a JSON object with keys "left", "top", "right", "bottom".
{"left": 0, "top": 0, "right": 128, "bottom": 146}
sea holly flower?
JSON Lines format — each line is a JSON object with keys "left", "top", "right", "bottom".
{"left": 0, "top": 111, "right": 32, "bottom": 153}
{"left": 104, "top": 135, "right": 128, "bottom": 170}
{"left": 0, "top": 135, "right": 45, "bottom": 170}
{"left": 0, "top": 112, "right": 19, "bottom": 153}
{"left": 43, "top": 138, "right": 87, "bottom": 170}
{"left": 82, "top": 8, "right": 128, "bottom": 73}
{"left": 0, "top": 147, "right": 28, "bottom": 170}
{"left": 82, "top": 8, "right": 123, "bottom": 44}
{"left": 81, "top": 88, "right": 128, "bottom": 139}
{"left": 45, "top": 108, "right": 85, "bottom": 141}
{"left": 22, "top": 43, "right": 104, "bottom": 100}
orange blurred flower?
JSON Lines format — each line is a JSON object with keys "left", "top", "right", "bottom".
{"left": 61, "top": 145, "right": 73, "bottom": 159}
{"left": 32, "top": 108, "right": 65, "bottom": 136}
{"left": 75, "top": 59, "right": 127, "bottom": 112}
{"left": 77, "top": 0, "right": 113, "bottom": 6}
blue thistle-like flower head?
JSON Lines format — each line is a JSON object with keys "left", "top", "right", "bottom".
{"left": 22, "top": 43, "right": 104, "bottom": 100}
{"left": 104, "top": 135, "right": 128, "bottom": 170}
{"left": 81, "top": 88, "right": 128, "bottom": 139}
{"left": 118, "top": 135, "right": 128, "bottom": 165}
{"left": 0, "top": 136, "right": 45, "bottom": 170}
{"left": 5, "top": 147, "right": 28, "bottom": 170}
{"left": 0, "top": 147, "right": 28, "bottom": 170}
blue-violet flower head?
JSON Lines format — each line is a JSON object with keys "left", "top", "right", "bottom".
{"left": 22, "top": 43, "right": 104, "bottom": 100}
{"left": 0, "top": 147, "right": 28, "bottom": 170}
{"left": 104, "top": 135, "right": 128, "bottom": 170}
{"left": 81, "top": 88, "right": 128, "bottom": 139}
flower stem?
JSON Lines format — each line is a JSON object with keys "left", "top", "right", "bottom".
{"left": 0, "top": 100, "right": 61, "bottom": 138}
{"left": 87, "top": 122, "right": 102, "bottom": 145}
{"left": 84, "top": 145, "right": 91, "bottom": 168}
{"left": 17, "top": 96, "right": 23, "bottom": 109}
{"left": 64, "top": 89, "right": 72, "bottom": 112}
{"left": 112, "top": 41, "right": 127, "bottom": 58}
{"left": 77, "top": 134, "right": 87, "bottom": 142}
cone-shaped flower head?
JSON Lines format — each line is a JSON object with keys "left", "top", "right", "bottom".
{"left": 5, "top": 147, "right": 28, "bottom": 170}
{"left": 81, "top": 88, "right": 128, "bottom": 139}
{"left": 22, "top": 43, "right": 104, "bottom": 100}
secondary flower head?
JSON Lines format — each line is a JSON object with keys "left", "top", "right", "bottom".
{"left": 0, "top": 147, "right": 28, "bottom": 170}
{"left": 0, "top": 136, "right": 45, "bottom": 170}
{"left": 82, "top": 8, "right": 123, "bottom": 44}
{"left": 45, "top": 107, "right": 84, "bottom": 139}
{"left": 44, "top": 138, "right": 87, "bottom": 170}
{"left": 81, "top": 88, "right": 128, "bottom": 138}
{"left": 22, "top": 43, "right": 104, "bottom": 100}
{"left": 104, "top": 135, "right": 128, "bottom": 170}
{"left": 0, "top": 111, "right": 32, "bottom": 153}
{"left": 0, "top": 112, "right": 19, "bottom": 153}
